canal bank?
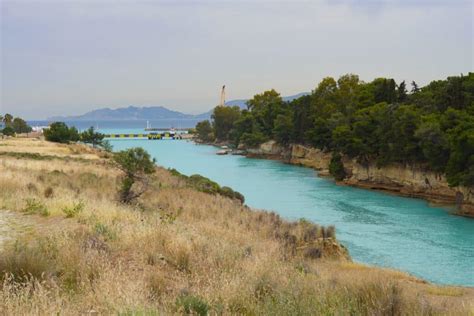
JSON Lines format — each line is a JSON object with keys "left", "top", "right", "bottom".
{"left": 109, "top": 136, "right": 474, "bottom": 286}
{"left": 232, "top": 141, "right": 474, "bottom": 218}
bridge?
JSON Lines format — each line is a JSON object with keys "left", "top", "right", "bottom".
{"left": 105, "top": 132, "right": 190, "bottom": 140}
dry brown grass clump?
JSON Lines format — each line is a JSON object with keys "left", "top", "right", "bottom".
{"left": 0, "top": 138, "right": 472, "bottom": 315}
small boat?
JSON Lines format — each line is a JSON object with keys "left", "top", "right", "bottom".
{"left": 216, "top": 150, "right": 228, "bottom": 155}
{"left": 221, "top": 145, "right": 229, "bottom": 149}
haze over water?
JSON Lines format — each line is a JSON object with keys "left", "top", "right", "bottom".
{"left": 106, "top": 128, "right": 474, "bottom": 287}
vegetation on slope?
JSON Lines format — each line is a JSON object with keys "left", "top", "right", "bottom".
{"left": 196, "top": 73, "right": 474, "bottom": 187}
{"left": 0, "top": 138, "right": 472, "bottom": 315}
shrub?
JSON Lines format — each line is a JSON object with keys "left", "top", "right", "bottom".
{"left": 176, "top": 294, "right": 209, "bottom": 316}
{"left": 188, "top": 174, "right": 220, "bottom": 194}
{"left": 329, "top": 152, "right": 346, "bottom": 181}
{"left": 62, "top": 201, "right": 84, "bottom": 218}
{"left": 220, "top": 186, "right": 245, "bottom": 203}
{"left": 170, "top": 170, "right": 245, "bottom": 204}
{"left": 114, "top": 148, "right": 156, "bottom": 203}
{"left": 44, "top": 122, "right": 80, "bottom": 143}
{"left": 23, "top": 198, "right": 49, "bottom": 217}
{"left": 1, "top": 126, "right": 15, "bottom": 136}
{"left": 44, "top": 187, "right": 54, "bottom": 198}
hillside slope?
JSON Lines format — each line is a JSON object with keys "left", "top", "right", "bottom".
{"left": 0, "top": 138, "right": 472, "bottom": 315}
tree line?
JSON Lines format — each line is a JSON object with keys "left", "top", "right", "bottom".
{"left": 196, "top": 73, "right": 474, "bottom": 187}
{"left": 0, "top": 113, "right": 32, "bottom": 136}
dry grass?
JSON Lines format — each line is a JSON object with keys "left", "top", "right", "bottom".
{"left": 0, "top": 137, "right": 473, "bottom": 315}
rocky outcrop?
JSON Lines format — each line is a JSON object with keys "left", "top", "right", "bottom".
{"left": 246, "top": 140, "right": 286, "bottom": 158}
{"left": 289, "top": 144, "right": 332, "bottom": 176}
{"left": 250, "top": 141, "right": 474, "bottom": 217}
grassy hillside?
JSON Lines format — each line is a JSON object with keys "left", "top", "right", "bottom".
{"left": 0, "top": 138, "right": 472, "bottom": 315}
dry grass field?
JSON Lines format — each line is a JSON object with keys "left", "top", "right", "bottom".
{"left": 0, "top": 138, "right": 473, "bottom": 315}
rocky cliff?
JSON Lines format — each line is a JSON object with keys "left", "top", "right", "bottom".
{"left": 247, "top": 141, "right": 474, "bottom": 217}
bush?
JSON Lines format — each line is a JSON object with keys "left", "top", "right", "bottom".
{"left": 114, "top": 148, "right": 156, "bottom": 203}
{"left": 171, "top": 170, "right": 246, "bottom": 204}
{"left": 23, "top": 198, "right": 49, "bottom": 217}
{"left": 2, "top": 126, "right": 15, "bottom": 136}
{"left": 329, "top": 153, "right": 346, "bottom": 181}
{"left": 176, "top": 294, "right": 209, "bottom": 316}
{"left": 62, "top": 201, "right": 84, "bottom": 218}
{"left": 220, "top": 186, "right": 245, "bottom": 204}
{"left": 44, "top": 187, "right": 54, "bottom": 198}
{"left": 44, "top": 122, "right": 80, "bottom": 143}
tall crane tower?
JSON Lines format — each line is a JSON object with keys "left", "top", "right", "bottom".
{"left": 219, "top": 85, "right": 226, "bottom": 106}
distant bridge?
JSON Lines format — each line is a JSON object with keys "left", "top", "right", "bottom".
{"left": 105, "top": 132, "right": 191, "bottom": 140}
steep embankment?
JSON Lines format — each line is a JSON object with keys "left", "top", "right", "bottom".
{"left": 1, "top": 138, "right": 473, "bottom": 314}
{"left": 247, "top": 141, "right": 474, "bottom": 217}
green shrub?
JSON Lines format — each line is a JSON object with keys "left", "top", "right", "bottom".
{"left": 62, "top": 201, "right": 85, "bottom": 218}
{"left": 1, "top": 126, "right": 15, "bottom": 136}
{"left": 23, "top": 198, "right": 49, "bottom": 217}
{"left": 176, "top": 294, "right": 209, "bottom": 316}
{"left": 44, "top": 122, "right": 80, "bottom": 143}
{"left": 168, "top": 169, "right": 245, "bottom": 204}
{"left": 329, "top": 152, "right": 346, "bottom": 181}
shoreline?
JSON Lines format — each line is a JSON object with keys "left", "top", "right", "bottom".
{"left": 200, "top": 140, "right": 474, "bottom": 219}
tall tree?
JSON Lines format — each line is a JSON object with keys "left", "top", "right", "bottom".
{"left": 411, "top": 81, "right": 419, "bottom": 93}
{"left": 397, "top": 80, "right": 408, "bottom": 102}
{"left": 195, "top": 120, "right": 214, "bottom": 142}
{"left": 3, "top": 113, "right": 13, "bottom": 126}
{"left": 211, "top": 105, "right": 241, "bottom": 141}
{"left": 12, "top": 117, "right": 32, "bottom": 134}
{"left": 80, "top": 126, "right": 105, "bottom": 147}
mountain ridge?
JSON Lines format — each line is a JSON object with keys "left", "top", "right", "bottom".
{"left": 47, "top": 93, "right": 310, "bottom": 121}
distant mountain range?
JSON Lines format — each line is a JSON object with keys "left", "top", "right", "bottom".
{"left": 48, "top": 92, "right": 309, "bottom": 121}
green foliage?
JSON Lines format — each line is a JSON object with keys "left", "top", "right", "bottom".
{"left": 168, "top": 168, "right": 245, "bottom": 203}
{"left": 44, "top": 122, "right": 80, "bottom": 143}
{"left": 23, "top": 198, "right": 50, "bottom": 217}
{"left": 176, "top": 294, "right": 209, "bottom": 316}
{"left": 209, "top": 72, "right": 474, "bottom": 187}
{"left": 211, "top": 105, "right": 241, "bottom": 141}
{"left": 114, "top": 148, "right": 156, "bottom": 203}
{"left": 62, "top": 201, "right": 85, "bottom": 218}
{"left": 195, "top": 120, "right": 214, "bottom": 142}
{"left": 80, "top": 126, "right": 105, "bottom": 147}
{"left": 329, "top": 153, "right": 346, "bottom": 181}
{"left": 2, "top": 113, "right": 13, "bottom": 126}
{"left": 2, "top": 126, "right": 15, "bottom": 136}
{"left": 12, "top": 117, "right": 32, "bottom": 134}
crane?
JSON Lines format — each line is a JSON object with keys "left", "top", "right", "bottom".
{"left": 220, "top": 85, "right": 226, "bottom": 106}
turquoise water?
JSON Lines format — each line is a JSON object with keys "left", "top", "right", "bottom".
{"left": 107, "top": 132, "right": 474, "bottom": 286}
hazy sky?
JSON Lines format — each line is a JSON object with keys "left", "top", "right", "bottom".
{"left": 1, "top": 0, "right": 472, "bottom": 119}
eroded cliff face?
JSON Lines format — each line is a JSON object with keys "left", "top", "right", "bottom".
{"left": 250, "top": 141, "right": 474, "bottom": 217}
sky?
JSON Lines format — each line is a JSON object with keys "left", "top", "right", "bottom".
{"left": 1, "top": 0, "right": 472, "bottom": 119}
